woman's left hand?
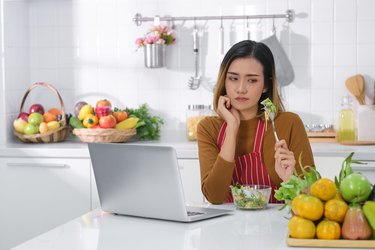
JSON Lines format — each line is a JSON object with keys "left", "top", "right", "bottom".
{"left": 274, "top": 140, "right": 296, "bottom": 181}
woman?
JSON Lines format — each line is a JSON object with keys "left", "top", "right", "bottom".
{"left": 197, "top": 40, "right": 314, "bottom": 204}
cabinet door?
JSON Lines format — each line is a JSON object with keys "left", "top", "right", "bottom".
{"left": 178, "top": 159, "right": 204, "bottom": 204}
{"left": 0, "top": 157, "right": 91, "bottom": 250}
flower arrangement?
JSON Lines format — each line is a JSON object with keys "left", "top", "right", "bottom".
{"left": 135, "top": 25, "right": 176, "bottom": 48}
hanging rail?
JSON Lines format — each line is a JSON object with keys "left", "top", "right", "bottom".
{"left": 133, "top": 9, "right": 294, "bottom": 26}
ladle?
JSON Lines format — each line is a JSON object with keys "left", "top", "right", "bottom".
{"left": 345, "top": 74, "right": 366, "bottom": 105}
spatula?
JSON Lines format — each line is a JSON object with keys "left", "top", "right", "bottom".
{"left": 345, "top": 74, "right": 366, "bottom": 105}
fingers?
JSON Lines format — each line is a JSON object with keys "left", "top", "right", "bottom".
{"left": 275, "top": 139, "right": 288, "bottom": 150}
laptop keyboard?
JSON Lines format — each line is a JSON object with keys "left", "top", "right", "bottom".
{"left": 187, "top": 211, "right": 204, "bottom": 216}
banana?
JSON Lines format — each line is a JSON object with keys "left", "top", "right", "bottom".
{"left": 115, "top": 117, "right": 139, "bottom": 130}
{"left": 363, "top": 201, "right": 375, "bottom": 234}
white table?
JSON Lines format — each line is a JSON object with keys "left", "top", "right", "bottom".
{"left": 13, "top": 204, "right": 371, "bottom": 250}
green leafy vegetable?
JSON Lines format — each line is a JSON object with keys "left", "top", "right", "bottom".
{"left": 116, "top": 104, "right": 164, "bottom": 140}
{"left": 274, "top": 153, "right": 321, "bottom": 211}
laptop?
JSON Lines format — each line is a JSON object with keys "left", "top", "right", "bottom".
{"left": 88, "top": 143, "right": 233, "bottom": 222}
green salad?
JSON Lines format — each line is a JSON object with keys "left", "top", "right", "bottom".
{"left": 231, "top": 184, "right": 271, "bottom": 209}
{"left": 260, "top": 98, "right": 277, "bottom": 122}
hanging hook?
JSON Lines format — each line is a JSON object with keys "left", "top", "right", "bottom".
{"left": 272, "top": 17, "right": 276, "bottom": 35}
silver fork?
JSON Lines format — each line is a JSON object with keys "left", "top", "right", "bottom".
{"left": 269, "top": 112, "right": 279, "bottom": 142}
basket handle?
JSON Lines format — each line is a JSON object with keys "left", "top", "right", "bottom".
{"left": 19, "top": 82, "right": 67, "bottom": 126}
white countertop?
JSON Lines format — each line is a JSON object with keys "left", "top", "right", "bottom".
{"left": 1, "top": 133, "right": 375, "bottom": 160}
{"left": 13, "top": 204, "right": 372, "bottom": 250}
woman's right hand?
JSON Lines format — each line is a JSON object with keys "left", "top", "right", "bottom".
{"left": 216, "top": 95, "right": 240, "bottom": 130}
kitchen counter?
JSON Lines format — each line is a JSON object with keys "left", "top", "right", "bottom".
{"left": 13, "top": 204, "right": 373, "bottom": 250}
{"left": 1, "top": 133, "right": 375, "bottom": 160}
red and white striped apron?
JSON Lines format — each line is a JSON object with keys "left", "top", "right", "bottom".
{"left": 217, "top": 119, "right": 279, "bottom": 203}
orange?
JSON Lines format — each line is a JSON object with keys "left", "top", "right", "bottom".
{"left": 310, "top": 178, "right": 337, "bottom": 201}
{"left": 43, "top": 111, "right": 57, "bottom": 123}
{"left": 291, "top": 194, "right": 324, "bottom": 221}
{"left": 316, "top": 219, "right": 341, "bottom": 239}
{"left": 324, "top": 198, "right": 348, "bottom": 223}
{"left": 48, "top": 108, "right": 61, "bottom": 116}
{"left": 288, "top": 216, "right": 316, "bottom": 239}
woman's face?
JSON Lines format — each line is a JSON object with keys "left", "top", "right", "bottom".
{"left": 225, "top": 57, "right": 265, "bottom": 119}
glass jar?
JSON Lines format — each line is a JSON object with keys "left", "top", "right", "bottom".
{"left": 186, "top": 105, "right": 214, "bottom": 141}
{"left": 338, "top": 95, "right": 356, "bottom": 142}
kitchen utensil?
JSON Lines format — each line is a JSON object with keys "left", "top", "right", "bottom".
{"left": 219, "top": 19, "right": 224, "bottom": 58}
{"left": 261, "top": 34, "right": 294, "bottom": 89}
{"left": 187, "top": 24, "right": 201, "bottom": 90}
{"left": 345, "top": 74, "right": 366, "bottom": 105}
{"left": 269, "top": 112, "right": 279, "bottom": 142}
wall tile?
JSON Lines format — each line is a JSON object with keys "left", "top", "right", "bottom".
{"left": 312, "top": 22, "right": 333, "bottom": 44}
{"left": 311, "top": 89, "right": 333, "bottom": 112}
{"left": 334, "top": 0, "right": 356, "bottom": 21}
{"left": 311, "top": 66, "right": 333, "bottom": 89}
{"left": 357, "top": 44, "right": 375, "bottom": 66}
{"left": 357, "top": 21, "right": 375, "bottom": 44}
{"left": 311, "top": 0, "right": 333, "bottom": 22}
{"left": 357, "top": 0, "right": 375, "bottom": 21}
{"left": 334, "top": 21, "right": 356, "bottom": 44}
{"left": 311, "top": 44, "right": 333, "bottom": 66}
{"left": 334, "top": 44, "right": 357, "bottom": 66}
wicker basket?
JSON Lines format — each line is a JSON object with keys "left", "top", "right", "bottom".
{"left": 72, "top": 128, "right": 136, "bottom": 143}
{"left": 13, "top": 82, "right": 70, "bottom": 143}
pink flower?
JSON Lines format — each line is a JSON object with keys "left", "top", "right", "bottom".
{"left": 135, "top": 38, "right": 144, "bottom": 48}
{"left": 135, "top": 25, "right": 176, "bottom": 48}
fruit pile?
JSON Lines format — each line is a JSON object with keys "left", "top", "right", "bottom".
{"left": 70, "top": 99, "right": 142, "bottom": 130}
{"left": 276, "top": 153, "right": 375, "bottom": 241}
{"left": 13, "top": 104, "right": 69, "bottom": 135}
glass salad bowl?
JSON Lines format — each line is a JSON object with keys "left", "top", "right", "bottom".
{"left": 231, "top": 184, "right": 271, "bottom": 210}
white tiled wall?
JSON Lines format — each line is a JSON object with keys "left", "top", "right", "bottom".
{"left": 2, "top": 0, "right": 375, "bottom": 142}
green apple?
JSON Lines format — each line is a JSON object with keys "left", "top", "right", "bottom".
{"left": 28, "top": 112, "right": 44, "bottom": 126}
{"left": 340, "top": 173, "right": 372, "bottom": 203}
{"left": 24, "top": 123, "right": 39, "bottom": 135}
{"left": 13, "top": 118, "right": 28, "bottom": 133}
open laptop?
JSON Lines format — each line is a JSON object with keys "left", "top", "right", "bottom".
{"left": 88, "top": 143, "right": 233, "bottom": 222}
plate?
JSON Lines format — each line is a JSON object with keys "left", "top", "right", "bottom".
{"left": 286, "top": 236, "right": 375, "bottom": 248}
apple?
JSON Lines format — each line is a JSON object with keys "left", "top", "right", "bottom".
{"left": 28, "top": 112, "right": 44, "bottom": 126}
{"left": 29, "top": 104, "right": 45, "bottom": 115}
{"left": 17, "top": 112, "right": 29, "bottom": 122}
{"left": 24, "top": 123, "right": 39, "bottom": 135}
{"left": 99, "top": 115, "right": 117, "bottom": 128}
{"left": 13, "top": 118, "right": 28, "bottom": 133}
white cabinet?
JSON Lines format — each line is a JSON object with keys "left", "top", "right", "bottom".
{"left": 314, "top": 156, "right": 344, "bottom": 180}
{"left": 352, "top": 161, "right": 375, "bottom": 184}
{"left": 0, "top": 157, "right": 92, "bottom": 250}
{"left": 178, "top": 159, "right": 204, "bottom": 204}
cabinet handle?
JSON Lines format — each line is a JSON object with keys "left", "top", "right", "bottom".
{"left": 7, "top": 163, "right": 69, "bottom": 168}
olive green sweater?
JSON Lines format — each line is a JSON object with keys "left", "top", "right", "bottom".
{"left": 197, "top": 112, "right": 314, "bottom": 204}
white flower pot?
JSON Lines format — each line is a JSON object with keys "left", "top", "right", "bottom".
{"left": 144, "top": 44, "right": 165, "bottom": 68}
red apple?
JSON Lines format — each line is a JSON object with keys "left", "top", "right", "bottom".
{"left": 17, "top": 112, "right": 29, "bottom": 122}
{"left": 29, "top": 104, "right": 45, "bottom": 115}
{"left": 99, "top": 115, "right": 116, "bottom": 128}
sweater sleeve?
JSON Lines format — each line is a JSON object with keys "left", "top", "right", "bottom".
{"left": 286, "top": 113, "right": 315, "bottom": 174}
{"left": 196, "top": 117, "right": 235, "bottom": 204}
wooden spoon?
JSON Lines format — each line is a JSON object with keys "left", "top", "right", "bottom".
{"left": 345, "top": 74, "right": 366, "bottom": 105}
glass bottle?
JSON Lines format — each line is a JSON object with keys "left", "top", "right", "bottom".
{"left": 338, "top": 95, "right": 356, "bottom": 142}
{"left": 186, "top": 105, "right": 214, "bottom": 141}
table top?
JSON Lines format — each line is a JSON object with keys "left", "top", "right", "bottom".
{"left": 13, "top": 204, "right": 371, "bottom": 250}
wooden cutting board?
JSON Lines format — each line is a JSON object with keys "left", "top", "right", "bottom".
{"left": 339, "top": 141, "right": 375, "bottom": 145}
{"left": 287, "top": 236, "right": 375, "bottom": 248}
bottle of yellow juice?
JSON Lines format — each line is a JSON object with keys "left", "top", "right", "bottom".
{"left": 338, "top": 95, "right": 356, "bottom": 142}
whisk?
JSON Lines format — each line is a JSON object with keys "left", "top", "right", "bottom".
{"left": 188, "top": 24, "right": 201, "bottom": 90}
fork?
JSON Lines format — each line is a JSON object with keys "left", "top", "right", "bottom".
{"left": 269, "top": 112, "right": 279, "bottom": 142}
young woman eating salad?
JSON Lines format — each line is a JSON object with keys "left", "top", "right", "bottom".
{"left": 197, "top": 40, "right": 314, "bottom": 204}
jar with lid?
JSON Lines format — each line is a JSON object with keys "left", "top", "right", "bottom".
{"left": 186, "top": 105, "right": 214, "bottom": 141}
{"left": 338, "top": 95, "right": 356, "bottom": 142}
